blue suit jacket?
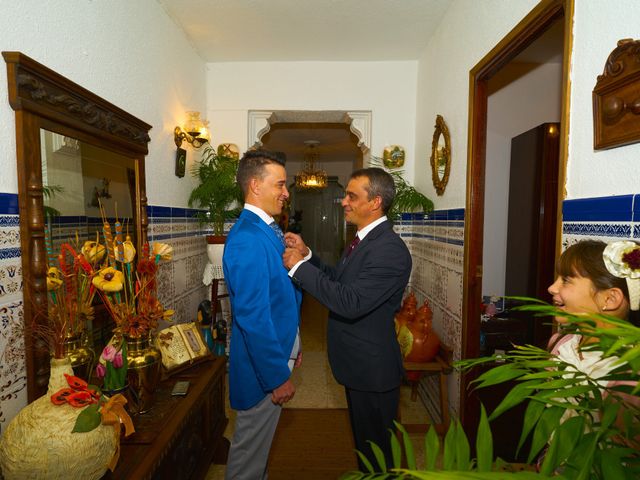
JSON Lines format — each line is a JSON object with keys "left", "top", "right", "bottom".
{"left": 222, "top": 209, "right": 302, "bottom": 410}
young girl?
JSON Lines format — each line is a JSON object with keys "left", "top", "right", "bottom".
{"left": 546, "top": 239, "right": 639, "bottom": 439}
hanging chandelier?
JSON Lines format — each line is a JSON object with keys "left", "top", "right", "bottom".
{"left": 295, "top": 140, "right": 328, "bottom": 189}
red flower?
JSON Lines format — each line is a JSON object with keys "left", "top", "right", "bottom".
{"left": 64, "top": 373, "right": 88, "bottom": 390}
{"left": 51, "top": 388, "right": 75, "bottom": 405}
{"left": 67, "top": 390, "right": 95, "bottom": 407}
{"left": 622, "top": 248, "right": 640, "bottom": 270}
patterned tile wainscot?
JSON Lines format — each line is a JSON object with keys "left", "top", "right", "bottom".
{"left": 147, "top": 206, "right": 212, "bottom": 327}
{"left": 396, "top": 209, "right": 464, "bottom": 418}
{"left": 562, "top": 194, "right": 639, "bottom": 247}
{"left": 0, "top": 192, "right": 27, "bottom": 433}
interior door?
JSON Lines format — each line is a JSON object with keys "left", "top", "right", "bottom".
{"left": 505, "top": 122, "right": 559, "bottom": 347}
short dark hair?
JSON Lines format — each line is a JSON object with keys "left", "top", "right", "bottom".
{"left": 236, "top": 150, "right": 286, "bottom": 196}
{"left": 350, "top": 167, "right": 396, "bottom": 214}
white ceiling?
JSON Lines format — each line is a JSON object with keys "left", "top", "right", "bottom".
{"left": 159, "top": 0, "right": 563, "bottom": 164}
{"left": 156, "top": 0, "right": 454, "bottom": 62}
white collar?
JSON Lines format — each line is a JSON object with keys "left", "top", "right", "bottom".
{"left": 244, "top": 203, "right": 275, "bottom": 226}
{"left": 357, "top": 216, "right": 387, "bottom": 241}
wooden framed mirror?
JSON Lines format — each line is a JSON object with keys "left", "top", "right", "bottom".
{"left": 3, "top": 51, "right": 151, "bottom": 401}
{"left": 430, "top": 114, "right": 451, "bottom": 196}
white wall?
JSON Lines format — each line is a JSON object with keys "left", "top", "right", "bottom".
{"left": 0, "top": 0, "right": 207, "bottom": 208}
{"left": 568, "top": 0, "right": 640, "bottom": 199}
{"left": 205, "top": 61, "right": 418, "bottom": 184}
{"left": 414, "top": 0, "right": 540, "bottom": 209}
{"left": 483, "top": 63, "right": 562, "bottom": 296}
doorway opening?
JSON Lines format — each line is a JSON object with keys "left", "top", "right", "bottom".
{"left": 461, "top": 0, "right": 573, "bottom": 439}
{"left": 258, "top": 118, "right": 363, "bottom": 259}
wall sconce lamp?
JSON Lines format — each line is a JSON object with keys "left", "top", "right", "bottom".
{"left": 174, "top": 111, "right": 210, "bottom": 178}
{"left": 174, "top": 111, "right": 210, "bottom": 149}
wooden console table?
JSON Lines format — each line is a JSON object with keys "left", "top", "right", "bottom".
{"left": 103, "top": 357, "right": 229, "bottom": 480}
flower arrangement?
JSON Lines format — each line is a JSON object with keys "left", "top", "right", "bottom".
{"left": 95, "top": 338, "right": 128, "bottom": 392}
{"left": 49, "top": 370, "right": 134, "bottom": 440}
{"left": 91, "top": 208, "right": 174, "bottom": 339}
{"left": 43, "top": 231, "right": 105, "bottom": 358}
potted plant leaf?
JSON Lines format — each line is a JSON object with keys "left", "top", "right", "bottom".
{"left": 340, "top": 301, "right": 640, "bottom": 479}
{"left": 369, "top": 156, "right": 434, "bottom": 220}
{"left": 188, "top": 145, "right": 243, "bottom": 278}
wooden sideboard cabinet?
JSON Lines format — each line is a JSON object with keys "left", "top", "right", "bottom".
{"left": 103, "top": 357, "right": 229, "bottom": 480}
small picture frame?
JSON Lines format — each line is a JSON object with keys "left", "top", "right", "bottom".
{"left": 175, "top": 147, "right": 187, "bottom": 178}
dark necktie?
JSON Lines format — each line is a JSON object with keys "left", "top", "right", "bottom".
{"left": 269, "top": 221, "right": 286, "bottom": 246}
{"left": 345, "top": 235, "right": 360, "bottom": 257}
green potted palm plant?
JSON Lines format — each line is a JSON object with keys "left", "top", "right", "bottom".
{"left": 188, "top": 145, "right": 243, "bottom": 277}
{"left": 340, "top": 301, "right": 640, "bottom": 479}
{"left": 369, "top": 156, "right": 434, "bottom": 220}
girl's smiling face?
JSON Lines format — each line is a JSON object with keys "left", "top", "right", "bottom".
{"left": 548, "top": 272, "right": 605, "bottom": 321}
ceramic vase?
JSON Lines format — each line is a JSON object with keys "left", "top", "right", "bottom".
{"left": 0, "top": 358, "right": 117, "bottom": 480}
{"left": 404, "top": 300, "right": 441, "bottom": 363}
{"left": 394, "top": 292, "right": 417, "bottom": 335}
{"left": 125, "top": 334, "right": 161, "bottom": 414}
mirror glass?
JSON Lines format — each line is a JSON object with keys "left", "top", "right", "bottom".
{"left": 430, "top": 114, "right": 451, "bottom": 196}
{"left": 41, "top": 129, "right": 137, "bottom": 349}
{"left": 436, "top": 134, "right": 447, "bottom": 181}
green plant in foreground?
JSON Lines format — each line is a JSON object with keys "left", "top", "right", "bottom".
{"left": 341, "top": 300, "right": 640, "bottom": 479}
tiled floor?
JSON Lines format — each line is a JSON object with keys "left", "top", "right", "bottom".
{"left": 206, "top": 295, "right": 431, "bottom": 479}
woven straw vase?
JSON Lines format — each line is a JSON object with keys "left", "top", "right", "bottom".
{"left": 0, "top": 358, "right": 117, "bottom": 479}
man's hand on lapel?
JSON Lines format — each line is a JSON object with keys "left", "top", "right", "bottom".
{"left": 284, "top": 232, "right": 309, "bottom": 256}
{"left": 271, "top": 379, "right": 295, "bottom": 405}
{"left": 283, "top": 247, "right": 304, "bottom": 270}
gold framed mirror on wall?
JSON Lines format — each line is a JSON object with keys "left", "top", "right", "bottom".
{"left": 3, "top": 51, "right": 152, "bottom": 401}
{"left": 430, "top": 114, "right": 451, "bottom": 196}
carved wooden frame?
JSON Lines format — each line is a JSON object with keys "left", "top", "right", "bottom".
{"left": 2, "top": 51, "right": 152, "bottom": 401}
{"left": 593, "top": 39, "right": 640, "bottom": 149}
{"left": 430, "top": 114, "right": 451, "bottom": 196}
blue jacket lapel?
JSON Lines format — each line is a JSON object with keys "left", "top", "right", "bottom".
{"left": 240, "top": 209, "right": 284, "bottom": 253}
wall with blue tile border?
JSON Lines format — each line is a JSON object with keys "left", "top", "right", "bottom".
{"left": 3, "top": 193, "right": 628, "bottom": 430}
{"left": 395, "top": 208, "right": 465, "bottom": 419}
{"left": 562, "top": 194, "right": 639, "bottom": 246}
{"left": 392, "top": 193, "right": 640, "bottom": 422}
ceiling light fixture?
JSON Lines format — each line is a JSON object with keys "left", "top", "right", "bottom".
{"left": 295, "top": 140, "right": 327, "bottom": 189}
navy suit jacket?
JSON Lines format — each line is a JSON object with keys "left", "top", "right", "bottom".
{"left": 223, "top": 209, "right": 302, "bottom": 410}
{"left": 292, "top": 220, "right": 411, "bottom": 392}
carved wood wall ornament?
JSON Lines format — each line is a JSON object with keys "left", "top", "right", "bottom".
{"left": 593, "top": 38, "right": 640, "bottom": 149}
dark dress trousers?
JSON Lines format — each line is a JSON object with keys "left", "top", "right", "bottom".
{"left": 292, "top": 220, "right": 411, "bottom": 468}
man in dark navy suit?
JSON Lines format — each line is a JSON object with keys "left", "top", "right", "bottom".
{"left": 283, "top": 167, "right": 411, "bottom": 470}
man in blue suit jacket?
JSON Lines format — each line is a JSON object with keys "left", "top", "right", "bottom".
{"left": 223, "top": 150, "right": 302, "bottom": 480}
{"left": 283, "top": 168, "right": 411, "bottom": 471}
